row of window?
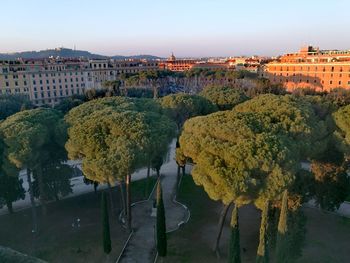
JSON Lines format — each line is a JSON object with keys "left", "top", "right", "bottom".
{"left": 2, "top": 71, "right": 84, "bottom": 79}
{"left": 33, "top": 88, "right": 83, "bottom": 99}
{"left": 0, "top": 88, "right": 30, "bottom": 94}
{"left": 32, "top": 77, "right": 84, "bottom": 85}
{"left": 272, "top": 73, "right": 350, "bottom": 78}
{"left": 269, "top": 66, "right": 350, "bottom": 72}
{"left": 3, "top": 77, "right": 85, "bottom": 87}
{"left": 33, "top": 83, "right": 85, "bottom": 91}
{"left": 273, "top": 78, "right": 350, "bottom": 85}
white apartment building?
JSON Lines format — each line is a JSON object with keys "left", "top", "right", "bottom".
{"left": 0, "top": 59, "right": 159, "bottom": 106}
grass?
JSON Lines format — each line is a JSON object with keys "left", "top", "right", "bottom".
{"left": 164, "top": 175, "right": 350, "bottom": 263}
{"left": 0, "top": 176, "right": 157, "bottom": 263}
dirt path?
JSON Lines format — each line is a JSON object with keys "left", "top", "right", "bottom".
{"left": 118, "top": 141, "right": 190, "bottom": 263}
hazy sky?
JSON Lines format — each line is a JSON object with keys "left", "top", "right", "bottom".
{"left": 1, "top": 0, "right": 349, "bottom": 57}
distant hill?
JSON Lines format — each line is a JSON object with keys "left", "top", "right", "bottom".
{"left": 0, "top": 48, "right": 162, "bottom": 60}
{"left": 111, "top": 54, "right": 162, "bottom": 60}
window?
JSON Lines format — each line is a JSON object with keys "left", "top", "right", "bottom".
{"left": 330, "top": 81, "right": 333, "bottom": 84}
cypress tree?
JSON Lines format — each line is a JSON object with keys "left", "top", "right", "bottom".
{"left": 156, "top": 181, "right": 167, "bottom": 257}
{"left": 228, "top": 204, "right": 241, "bottom": 263}
{"left": 275, "top": 190, "right": 288, "bottom": 263}
{"left": 101, "top": 192, "right": 112, "bottom": 254}
{"left": 256, "top": 200, "right": 269, "bottom": 263}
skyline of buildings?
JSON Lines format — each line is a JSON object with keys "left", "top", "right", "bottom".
{"left": 1, "top": 45, "right": 350, "bottom": 106}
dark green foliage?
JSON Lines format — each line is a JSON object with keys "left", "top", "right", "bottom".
{"left": 310, "top": 160, "right": 350, "bottom": 211}
{"left": 101, "top": 192, "right": 111, "bottom": 254}
{"left": 54, "top": 96, "right": 84, "bottom": 114}
{"left": 0, "top": 94, "right": 33, "bottom": 120}
{"left": 156, "top": 181, "right": 167, "bottom": 257}
{"left": 152, "top": 154, "right": 164, "bottom": 177}
{"left": 160, "top": 93, "right": 218, "bottom": 129}
{"left": 124, "top": 87, "right": 153, "bottom": 98}
{"left": 244, "top": 79, "right": 286, "bottom": 97}
{"left": 267, "top": 207, "right": 278, "bottom": 251}
{"left": 275, "top": 190, "right": 288, "bottom": 263}
{"left": 33, "top": 164, "right": 73, "bottom": 201}
{"left": 199, "top": 85, "right": 249, "bottom": 110}
{"left": 256, "top": 201, "right": 269, "bottom": 263}
{"left": 0, "top": 175, "right": 25, "bottom": 213}
{"left": 326, "top": 87, "right": 350, "bottom": 107}
{"left": 286, "top": 209, "right": 306, "bottom": 262}
{"left": 228, "top": 205, "right": 241, "bottom": 263}
{"left": 103, "top": 80, "right": 122, "bottom": 96}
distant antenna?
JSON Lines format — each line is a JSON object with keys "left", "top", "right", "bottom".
{"left": 74, "top": 44, "right": 76, "bottom": 51}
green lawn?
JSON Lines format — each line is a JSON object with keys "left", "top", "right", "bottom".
{"left": 165, "top": 175, "right": 350, "bottom": 263}
{"left": 0, "top": 176, "right": 156, "bottom": 263}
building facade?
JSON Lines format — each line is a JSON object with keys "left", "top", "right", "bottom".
{"left": 0, "top": 58, "right": 159, "bottom": 106}
{"left": 159, "top": 53, "right": 197, "bottom": 71}
{"left": 261, "top": 46, "right": 350, "bottom": 91}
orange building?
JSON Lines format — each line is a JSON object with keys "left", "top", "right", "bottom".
{"left": 261, "top": 46, "right": 350, "bottom": 92}
{"left": 159, "top": 53, "right": 197, "bottom": 71}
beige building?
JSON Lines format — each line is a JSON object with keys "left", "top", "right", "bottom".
{"left": 0, "top": 58, "right": 159, "bottom": 106}
{"left": 261, "top": 46, "right": 350, "bottom": 91}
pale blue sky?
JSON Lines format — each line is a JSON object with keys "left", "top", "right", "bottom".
{"left": 1, "top": 0, "right": 349, "bottom": 57}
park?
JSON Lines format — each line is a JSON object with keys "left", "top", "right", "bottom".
{"left": 1, "top": 78, "right": 350, "bottom": 263}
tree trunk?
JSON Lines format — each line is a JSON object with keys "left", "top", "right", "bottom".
{"left": 27, "top": 169, "right": 38, "bottom": 233}
{"left": 36, "top": 166, "right": 47, "bottom": 216}
{"left": 213, "top": 203, "right": 232, "bottom": 257}
{"left": 126, "top": 174, "right": 132, "bottom": 232}
{"left": 119, "top": 181, "right": 126, "bottom": 216}
{"left": 146, "top": 162, "right": 151, "bottom": 197}
{"left": 156, "top": 168, "right": 160, "bottom": 178}
{"left": 94, "top": 182, "right": 98, "bottom": 193}
{"left": 6, "top": 200, "right": 13, "bottom": 214}
{"left": 182, "top": 165, "right": 185, "bottom": 177}
{"left": 175, "top": 165, "right": 181, "bottom": 192}
{"left": 107, "top": 182, "right": 115, "bottom": 216}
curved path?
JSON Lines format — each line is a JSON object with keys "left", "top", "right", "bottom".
{"left": 118, "top": 142, "right": 190, "bottom": 263}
